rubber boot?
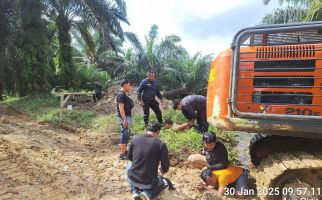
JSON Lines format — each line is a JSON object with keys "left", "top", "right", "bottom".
{"left": 119, "top": 144, "right": 128, "bottom": 160}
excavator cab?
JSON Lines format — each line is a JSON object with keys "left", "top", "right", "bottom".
{"left": 207, "top": 22, "right": 322, "bottom": 199}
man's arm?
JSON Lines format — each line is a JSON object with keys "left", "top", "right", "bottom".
{"left": 217, "top": 186, "right": 225, "bottom": 196}
{"left": 137, "top": 80, "right": 145, "bottom": 101}
{"left": 173, "top": 122, "right": 192, "bottom": 131}
{"left": 160, "top": 143, "right": 170, "bottom": 174}
{"left": 183, "top": 106, "right": 197, "bottom": 120}
{"left": 155, "top": 81, "right": 162, "bottom": 100}
{"left": 118, "top": 103, "right": 128, "bottom": 128}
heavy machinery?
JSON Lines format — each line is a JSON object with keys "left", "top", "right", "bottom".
{"left": 207, "top": 22, "right": 322, "bottom": 199}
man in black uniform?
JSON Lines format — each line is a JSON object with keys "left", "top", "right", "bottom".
{"left": 137, "top": 71, "right": 163, "bottom": 126}
{"left": 188, "top": 131, "right": 228, "bottom": 171}
{"left": 126, "top": 122, "right": 170, "bottom": 200}
{"left": 173, "top": 95, "right": 209, "bottom": 133}
{"left": 116, "top": 79, "right": 134, "bottom": 160}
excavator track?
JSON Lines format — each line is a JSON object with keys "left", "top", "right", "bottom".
{"left": 251, "top": 152, "right": 322, "bottom": 199}
{"left": 249, "top": 134, "right": 322, "bottom": 200}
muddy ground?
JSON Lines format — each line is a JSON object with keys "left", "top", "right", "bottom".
{"left": 0, "top": 104, "right": 229, "bottom": 200}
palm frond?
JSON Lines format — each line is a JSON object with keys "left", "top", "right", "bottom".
{"left": 262, "top": 5, "right": 306, "bottom": 24}
{"left": 305, "top": 0, "right": 322, "bottom": 21}
{"left": 0, "top": 0, "right": 16, "bottom": 48}
{"left": 124, "top": 32, "right": 144, "bottom": 53}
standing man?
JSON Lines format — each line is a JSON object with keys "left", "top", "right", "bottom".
{"left": 137, "top": 71, "right": 163, "bottom": 126}
{"left": 173, "top": 95, "right": 209, "bottom": 133}
{"left": 126, "top": 122, "right": 170, "bottom": 200}
{"left": 117, "top": 79, "right": 134, "bottom": 160}
{"left": 188, "top": 131, "right": 228, "bottom": 171}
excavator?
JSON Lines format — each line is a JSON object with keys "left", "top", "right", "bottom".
{"left": 207, "top": 21, "right": 322, "bottom": 199}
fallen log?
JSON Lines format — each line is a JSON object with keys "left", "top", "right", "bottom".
{"left": 162, "top": 88, "right": 188, "bottom": 100}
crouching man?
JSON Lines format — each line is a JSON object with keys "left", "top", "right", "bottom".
{"left": 126, "top": 122, "right": 170, "bottom": 200}
{"left": 197, "top": 166, "right": 249, "bottom": 198}
{"left": 188, "top": 131, "right": 228, "bottom": 171}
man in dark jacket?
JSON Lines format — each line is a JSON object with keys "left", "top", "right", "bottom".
{"left": 137, "top": 71, "right": 163, "bottom": 126}
{"left": 188, "top": 131, "right": 228, "bottom": 171}
{"left": 173, "top": 95, "right": 209, "bottom": 133}
{"left": 126, "top": 122, "right": 170, "bottom": 200}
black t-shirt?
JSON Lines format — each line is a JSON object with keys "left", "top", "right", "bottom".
{"left": 205, "top": 141, "right": 229, "bottom": 171}
{"left": 127, "top": 134, "right": 170, "bottom": 184}
{"left": 116, "top": 91, "right": 134, "bottom": 117}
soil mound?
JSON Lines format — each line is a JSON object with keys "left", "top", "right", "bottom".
{"left": 93, "top": 85, "right": 172, "bottom": 115}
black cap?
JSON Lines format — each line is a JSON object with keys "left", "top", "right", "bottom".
{"left": 147, "top": 122, "right": 162, "bottom": 132}
{"left": 200, "top": 169, "right": 213, "bottom": 182}
{"left": 202, "top": 131, "right": 217, "bottom": 144}
{"left": 172, "top": 99, "right": 181, "bottom": 110}
{"left": 120, "top": 79, "right": 130, "bottom": 87}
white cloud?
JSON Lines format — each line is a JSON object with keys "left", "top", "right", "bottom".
{"left": 175, "top": 0, "right": 254, "bottom": 20}
{"left": 123, "top": 0, "right": 280, "bottom": 55}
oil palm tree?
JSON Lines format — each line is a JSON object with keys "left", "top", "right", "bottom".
{"left": 43, "top": 0, "right": 129, "bottom": 88}
{"left": 72, "top": 26, "right": 124, "bottom": 76}
{"left": 263, "top": 0, "right": 322, "bottom": 22}
{"left": 262, "top": 5, "right": 307, "bottom": 24}
{"left": 0, "top": 0, "right": 18, "bottom": 99}
{"left": 121, "top": 24, "right": 211, "bottom": 93}
{"left": 121, "top": 24, "right": 185, "bottom": 84}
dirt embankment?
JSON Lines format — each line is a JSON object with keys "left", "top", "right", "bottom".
{"left": 87, "top": 85, "right": 172, "bottom": 115}
{"left": 0, "top": 104, "right": 224, "bottom": 200}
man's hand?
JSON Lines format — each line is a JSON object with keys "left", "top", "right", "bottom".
{"left": 160, "top": 99, "right": 164, "bottom": 108}
{"left": 122, "top": 119, "right": 128, "bottom": 128}
{"left": 139, "top": 100, "right": 144, "bottom": 107}
{"left": 188, "top": 120, "right": 194, "bottom": 126}
{"left": 196, "top": 181, "right": 206, "bottom": 191}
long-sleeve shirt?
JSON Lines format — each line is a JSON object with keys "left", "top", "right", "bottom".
{"left": 205, "top": 141, "right": 229, "bottom": 171}
{"left": 181, "top": 95, "right": 206, "bottom": 120}
{"left": 127, "top": 134, "right": 170, "bottom": 184}
{"left": 137, "top": 78, "right": 162, "bottom": 102}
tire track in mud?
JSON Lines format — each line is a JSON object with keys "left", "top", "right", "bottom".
{"left": 0, "top": 112, "right": 131, "bottom": 200}
{"left": 0, "top": 105, "right": 222, "bottom": 200}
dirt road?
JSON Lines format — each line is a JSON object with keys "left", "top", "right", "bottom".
{"left": 0, "top": 105, "right": 222, "bottom": 200}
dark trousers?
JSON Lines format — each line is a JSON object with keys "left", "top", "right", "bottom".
{"left": 143, "top": 99, "right": 163, "bottom": 125}
{"left": 196, "top": 107, "right": 208, "bottom": 133}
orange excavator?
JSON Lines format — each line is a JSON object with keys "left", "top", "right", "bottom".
{"left": 207, "top": 22, "right": 322, "bottom": 199}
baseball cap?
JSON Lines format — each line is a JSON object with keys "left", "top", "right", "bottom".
{"left": 202, "top": 131, "right": 217, "bottom": 144}
{"left": 147, "top": 122, "right": 162, "bottom": 132}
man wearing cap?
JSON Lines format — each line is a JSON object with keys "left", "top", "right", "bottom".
{"left": 137, "top": 71, "right": 163, "bottom": 126}
{"left": 126, "top": 122, "right": 170, "bottom": 200}
{"left": 173, "top": 95, "right": 208, "bottom": 133}
{"left": 188, "top": 131, "right": 228, "bottom": 171}
{"left": 117, "top": 79, "right": 134, "bottom": 160}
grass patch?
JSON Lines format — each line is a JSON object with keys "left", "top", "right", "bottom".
{"left": 3, "top": 95, "right": 239, "bottom": 164}
{"left": 131, "top": 109, "right": 239, "bottom": 164}
{"left": 3, "top": 95, "right": 107, "bottom": 129}
{"left": 4, "top": 94, "right": 60, "bottom": 115}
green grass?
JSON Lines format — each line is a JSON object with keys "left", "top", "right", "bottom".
{"left": 3, "top": 95, "right": 238, "bottom": 164}
{"left": 3, "top": 95, "right": 105, "bottom": 129}
{"left": 4, "top": 94, "right": 60, "bottom": 115}
{"left": 131, "top": 109, "right": 239, "bottom": 164}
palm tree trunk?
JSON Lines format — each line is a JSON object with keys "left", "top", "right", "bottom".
{"left": 56, "top": 13, "right": 74, "bottom": 89}
{"left": 0, "top": 50, "right": 4, "bottom": 100}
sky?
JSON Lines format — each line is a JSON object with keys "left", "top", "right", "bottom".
{"left": 122, "top": 0, "right": 281, "bottom": 56}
